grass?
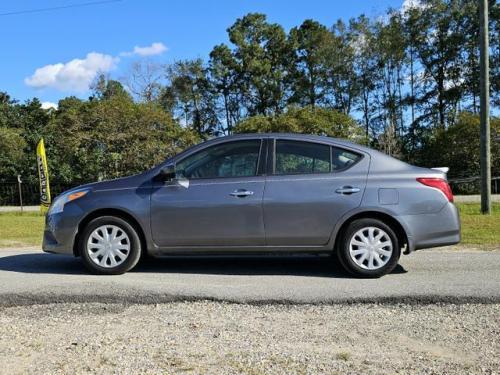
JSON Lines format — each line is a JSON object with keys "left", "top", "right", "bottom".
{"left": 0, "top": 211, "right": 45, "bottom": 248}
{"left": 456, "top": 203, "right": 500, "bottom": 246}
{"left": 0, "top": 203, "right": 498, "bottom": 249}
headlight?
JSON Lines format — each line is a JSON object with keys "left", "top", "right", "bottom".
{"left": 48, "top": 189, "right": 89, "bottom": 215}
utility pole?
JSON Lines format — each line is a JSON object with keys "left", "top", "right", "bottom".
{"left": 479, "top": 0, "right": 491, "bottom": 214}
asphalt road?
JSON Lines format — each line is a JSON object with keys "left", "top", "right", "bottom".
{"left": 0, "top": 248, "right": 499, "bottom": 306}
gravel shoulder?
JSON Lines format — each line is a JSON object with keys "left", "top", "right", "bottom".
{"left": 0, "top": 301, "right": 498, "bottom": 374}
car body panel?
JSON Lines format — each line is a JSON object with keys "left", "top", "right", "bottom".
{"left": 263, "top": 156, "right": 369, "bottom": 246}
{"left": 42, "top": 133, "right": 461, "bottom": 258}
{"left": 150, "top": 177, "right": 266, "bottom": 247}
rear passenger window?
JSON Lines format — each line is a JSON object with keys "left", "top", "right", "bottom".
{"left": 332, "top": 147, "right": 362, "bottom": 171}
{"left": 275, "top": 140, "right": 331, "bottom": 175}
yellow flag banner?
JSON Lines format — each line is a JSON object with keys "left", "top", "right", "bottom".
{"left": 36, "top": 138, "right": 51, "bottom": 213}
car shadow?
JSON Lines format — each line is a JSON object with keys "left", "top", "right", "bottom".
{"left": 0, "top": 252, "right": 407, "bottom": 278}
{"left": 0, "top": 253, "right": 88, "bottom": 275}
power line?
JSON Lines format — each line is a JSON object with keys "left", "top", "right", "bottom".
{"left": 0, "top": 0, "right": 122, "bottom": 17}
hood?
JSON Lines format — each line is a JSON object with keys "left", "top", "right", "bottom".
{"left": 73, "top": 172, "right": 149, "bottom": 193}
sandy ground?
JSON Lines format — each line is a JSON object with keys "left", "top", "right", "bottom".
{"left": 0, "top": 301, "right": 498, "bottom": 374}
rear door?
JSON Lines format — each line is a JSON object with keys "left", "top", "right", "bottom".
{"left": 263, "top": 138, "right": 369, "bottom": 246}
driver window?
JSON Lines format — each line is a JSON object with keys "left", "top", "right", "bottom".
{"left": 176, "top": 140, "right": 261, "bottom": 179}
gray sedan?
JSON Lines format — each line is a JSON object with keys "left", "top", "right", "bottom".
{"left": 43, "top": 133, "right": 460, "bottom": 277}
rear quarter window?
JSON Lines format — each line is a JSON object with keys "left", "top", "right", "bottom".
{"left": 331, "top": 147, "right": 362, "bottom": 171}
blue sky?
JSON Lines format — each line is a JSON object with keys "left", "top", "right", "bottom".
{"left": 1, "top": 0, "right": 403, "bottom": 107}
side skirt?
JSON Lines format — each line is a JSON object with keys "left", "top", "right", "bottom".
{"left": 148, "top": 246, "right": 333, "bottom": 257}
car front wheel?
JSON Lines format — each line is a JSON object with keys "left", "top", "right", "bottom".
{"left": 337, "top": 218, "right": 401, "bottom": 278}
{"left": 79, "top": 216, "right": 142, "bottom": 275}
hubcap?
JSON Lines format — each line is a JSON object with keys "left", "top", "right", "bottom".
{"left": 87, "top": 225, "right": 130, "bottom": 268}
{"left": 349, "top": 226, "right": 393, "bottom": 270}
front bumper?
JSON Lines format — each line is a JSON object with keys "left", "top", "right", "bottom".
{"left": 42, "top": 206, "right": 82, "bottom": 256}
{"left": 401, "top": 202, "right": 461, "bottom": 251}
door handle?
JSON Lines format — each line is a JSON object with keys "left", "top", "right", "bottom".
{"left": 335, "top": 186, "right": 361, "bottom": 195}
{"left": 230, "top": 189, "right": 254, "bottom": 197}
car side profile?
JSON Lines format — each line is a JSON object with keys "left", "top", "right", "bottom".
{"left": 42, "top": 133, "right": 461, "bottom": 277}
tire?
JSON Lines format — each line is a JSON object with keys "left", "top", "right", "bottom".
{"left": 336, "top": 218, "right": 400, "bottom": 278}
{"left": 79, "top": 216, "right": 142, "bottom": 275}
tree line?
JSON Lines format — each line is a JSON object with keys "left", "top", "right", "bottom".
{"left": 0, "top": 0, "right": 499, "bottom": 191}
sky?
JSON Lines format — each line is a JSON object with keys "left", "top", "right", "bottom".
{"left": 1, "top": 0, "right": 404, "bottom": 108}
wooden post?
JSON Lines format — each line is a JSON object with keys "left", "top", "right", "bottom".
{"left": 479, "top": 0, "right": 491, "bottom": 214}
{"left": 17, "top": 175, "right": 23, "bottom": 213}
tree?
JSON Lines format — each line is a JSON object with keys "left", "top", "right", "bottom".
{"left": 91, "top": 74, "right": 132, "bottom": 101}
{"left": 0, "top": 127, "right": 26, "bottom": 178}
{"left": 14, "top": 99, "right": 52, "bottom": 181}
{"left": 288, "top": 20, "right": 332, "bottom": 107}
{"left": 401, "top": 3, "right": 426, "bottom": 153}
{"left": 2, "top": 6, "right": 500, "bottom": 188}
{"left": 371, "top": 13, "right": 407, "bottom": 155}
{"left": 412, "top": 0, "right": 467, "bottom": 128}
{"left": 235, "top": 106, "right": 366, "bottom": 144}
{"left": 351, "top": 15, "right": 379, "bottom": 138}
{"left": 227, "top": 13, "right": 292, "bottom": 115}
{"left": 44, "top": 94, "right": 199, "bottom": 182}
{"left": 323, "top": 20, "right": 359, "bottom": 115}
{"left": 123, "top": 60, "right": 164, "bottom": 102}
{"left": 209, "top": 44, "right": 241, "bottom": 134}
{"left": 488, "top": 0, "right": 500, "bottom": 107}
{"left": 0, "top": 92, "right": 18, "bottom": 129}
{"left": 167, "top": 59, "right": 219, "bottom": 137}
{"left": 417, "top": 112, "right": 500, "bottom": 180}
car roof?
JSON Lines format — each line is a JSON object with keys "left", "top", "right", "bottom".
{"left": 168, "top": 132, "right": 427, "bottom": 174}
{"left": 207, "top": 133, "right": 372, "bottom": 153}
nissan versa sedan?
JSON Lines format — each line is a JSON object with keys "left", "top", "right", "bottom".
{"left": 43, "top": 133, "right": 460, "bottom": 277}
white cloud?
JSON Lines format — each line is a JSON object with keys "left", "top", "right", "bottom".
{"left": 121, "top": 42, "right": 168, "bottom": 57}
{"left": 401, "top": 0, "right": 427, "bottom": 15}
{"left": 25, "top": 42, "right": 167, "bottom": 93}
{"left": 25, "top": 52, "right": 118, "bottom": 92}
{"left": 41, "top": 101, "right": 58, "bottom": 110}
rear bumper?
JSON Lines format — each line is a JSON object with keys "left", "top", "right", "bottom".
{"left": 401, "top": 202, "right": 461, "bottom": 251}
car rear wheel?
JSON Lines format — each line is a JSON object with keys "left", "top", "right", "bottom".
{"left": 337, "top": 218, "right": 400, "bottom": 278}
{"left": 79, "top": 216, "right": 142, "bottom": 275}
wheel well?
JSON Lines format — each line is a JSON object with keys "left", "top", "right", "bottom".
{"left": 73, "top": 208, "right": 148, "bottom": 257}
{"left": 334, "top": 211, "right": 409, "bottom": 252}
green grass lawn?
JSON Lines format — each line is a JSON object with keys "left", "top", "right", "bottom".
{"left": 0, "top": 203, "right": 498, "bottom": 249}
{"left": 0, "top": 211, "right": 45, "bottom": 248}
{"left": 456, "top": 203, "right": 500, "bottom": 246}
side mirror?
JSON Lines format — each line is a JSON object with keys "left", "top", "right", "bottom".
{"left": 158, "top": 164, "right": 176, "bottom": 181}
{"left": 156, "top": 164, "right": 190, "bottom": 188}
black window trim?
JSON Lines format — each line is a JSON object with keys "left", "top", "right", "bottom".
{"left": 175, "top": 138, "right": 265, "bottom": 181}
{"left": 330, "top": 145, "right": 364, "bottom": 173}
{"left": 267, "top": 138, "right": 275, "bottom": 175}
{"left": 257, "top": 138, "right": 269, "bottom": 176}
{"left": 270, "top": 138, "right": 364, "bottom": 176}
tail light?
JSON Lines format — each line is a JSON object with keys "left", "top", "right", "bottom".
{"left": 417, "top": 178, "right": 454, "bottom": 202}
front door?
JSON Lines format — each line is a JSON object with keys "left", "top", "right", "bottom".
{"left": 151, "top": 139, "right": 266, "bottom": 247}
{"left": 263, "top": 139, "right": 369, "bottom": 246}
